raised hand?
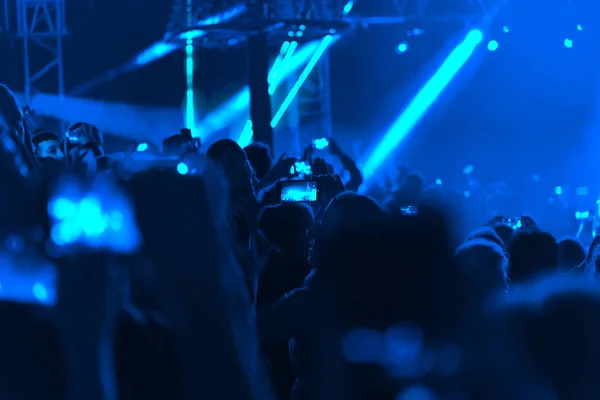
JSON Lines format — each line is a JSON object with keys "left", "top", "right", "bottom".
{"left": 314, "top": 174, "right": 345, "bottom": 207}
{"left": 325, "top": 136, "right": 342, "bottom": 156}
{"left": 310, "top": 157, "right": 331, "bottom": 176}
{"left": 302, "top": 142, "right": 315, "bottom": 161}
{"left": 260, "top": 153, "right": 297, "bottom": 187}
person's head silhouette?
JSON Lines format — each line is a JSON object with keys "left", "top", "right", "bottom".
{"left": 557, "top": 237, "right": 586, "bottom": 271}
{"left": 466, "top": 226, "right": 505, "bottom": 248}
{"left": 207, "top": 139, "right": 255, "bottom": 201}
{"left": 259, "top": 202, "right": 314, "bottom": 257}
{"left": 507, "top": 231, "right": 558, "bottom": 283}
{"left": 455, "top": 238, "right": 509, "bottom": 305}
{"left": 307, "top": 192, "right": 386, "bottom": 268}
{"left": 244, "top": 142, "right": 272, "bottom": 181}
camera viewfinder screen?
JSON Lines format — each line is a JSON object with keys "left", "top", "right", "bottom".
{"left": 280, "top": 180, "right": 318, "bottom": 203}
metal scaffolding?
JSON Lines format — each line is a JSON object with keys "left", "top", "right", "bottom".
{"left": 16, "top": 0, "right": 67, "bottom": 105}
{"left": 165, "top": 0, "right": 352, "bottom": 152}
{"left": 165, "top": 0, "right": 351, "bottom": 46}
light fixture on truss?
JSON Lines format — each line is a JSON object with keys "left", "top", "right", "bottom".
{"left": 165, "top": 0, "right": 354, "bottom": 47}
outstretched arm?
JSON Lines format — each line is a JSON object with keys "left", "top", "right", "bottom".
{"left": 327, "top": 138, "right": 363, "bottom": 192}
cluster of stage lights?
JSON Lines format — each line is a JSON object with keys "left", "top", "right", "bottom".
{"left": 286, "top": 24, "right": 339, "bottom": 39}
{"left": 486, "top": 24, "right": 583, "bottom": 51}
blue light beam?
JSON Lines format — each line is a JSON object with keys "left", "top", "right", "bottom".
{"left": 362, "top": 29, "right": 483, "bottom": 182}
{"left": 269, "top": 41, "right": 299, "bottom": 93}
{"left": 185, "top": 39, "right": 195, "bottom": 133}
{"left": 237, "top": 42, "right": 299, "bottom": 147}
{"left": 271, "top": 36, "right": 334, "bottom": 128}
{"left": 238, "top": 36, "right": 335, "bottom": 147}
{"left": 198, "top": 40, "right": 321, "bottom": 141}
{"left": 237, "top": 120, "right": 254, "bottom": 148}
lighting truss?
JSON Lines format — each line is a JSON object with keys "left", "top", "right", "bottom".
{"left": 16, "top": 0, "right": 67, "bottom": 105}
{"left": 165, "top": 0, "right": 352, "bottom": 47}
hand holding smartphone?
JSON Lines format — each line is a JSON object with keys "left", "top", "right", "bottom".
{"left": 275, "top": 179, "right": 319, "bottom": 203}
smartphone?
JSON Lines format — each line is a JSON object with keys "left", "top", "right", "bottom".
{"left": 312, "top": 138, "right": 329, "bottom": 150}
{"left": 65, "top": 122, "right": 93, "bottom": 145}
{"left": 276, "top": 179, "right": 319, "bottom": 203}
{"left": 0, "top": 251, "right": 57, "bottom": 306}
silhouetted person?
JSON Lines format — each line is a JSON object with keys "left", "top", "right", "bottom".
{"left": 386, "top": 172, "right": 424, "bottom": 209}
{"left": 557, "top": 237, "right": 586, "bottom": 272}
{"left": 206, "top": 139, "right": 271, "bottom": 302}
{"left": 258, "top": 202, "right": 314, "bottom": 306}
{"left": 455, "top": 238, "right": 508, "bottom": 310}
{"left": 260, "top": 192, "right": 456, "bottom": 400}
{"left": 507, "top": 231, "right": 558, "bottom": 283}
{"left": 0, "top": 83, "right": 25, "bottom": 141}
{"left": 257, "top": 202, "right": 314, "bottom": 399}
{"left": 492, "top": 224, "right": 515, "bottom": 247}
{"left": 244, "top": 142, "right": 272, "bottom": 181}
{"left": 466, "top": 226, "right": 505, "bottom": 249}
{"left": 127, "top": 166, "right": 276, "bottom": 400}
{"left": 0, "top": 83, "right": 38, "bottom": 176}
{"left": 472, "top": 276, "right": 600, "bottom": 399}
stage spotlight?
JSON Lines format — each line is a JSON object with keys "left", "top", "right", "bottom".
{"left": 396, "top": 42, "right": 409, "bottom": 54}
{"left": 502, "top": 26, "right": 510, "bottom": 33}
{"left": 564, "top": 38, "right": 573, "bottom": 48}
{"left": 487, "top": 40, "right": 498, "bottom": 51}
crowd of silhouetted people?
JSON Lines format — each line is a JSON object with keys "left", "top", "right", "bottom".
{"left": 1, "top": 81, "right": 600, "bottom": 400}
